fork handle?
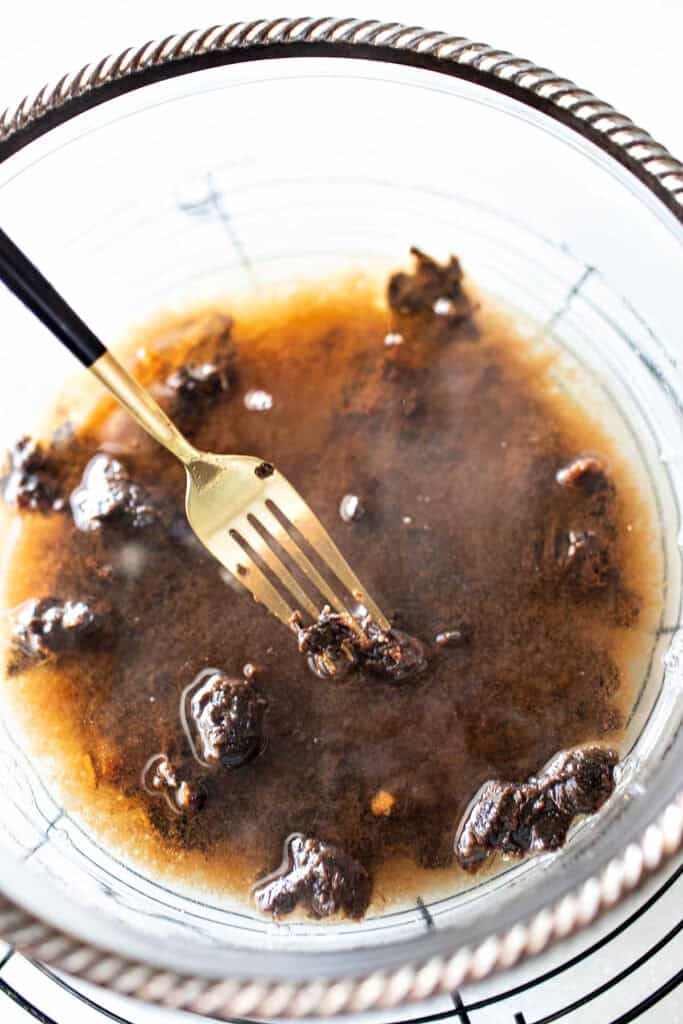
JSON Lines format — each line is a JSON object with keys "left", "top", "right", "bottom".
{"left": 0, "top": 225, "right": 105, "bottom": 366}
{"left": 0, "top": 225, "right": 198, "bottom": 466}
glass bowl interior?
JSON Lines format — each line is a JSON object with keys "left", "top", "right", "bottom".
{"left": 0, "top": 55, "right": 682, "bottom": 983}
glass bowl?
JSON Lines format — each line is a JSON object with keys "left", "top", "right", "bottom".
{"left": 0, "top": 17, "right": 683, "bottom": 1020}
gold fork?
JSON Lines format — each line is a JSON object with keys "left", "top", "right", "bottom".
{"left": 0, "top": 226, "right": 388, "bottom": 630}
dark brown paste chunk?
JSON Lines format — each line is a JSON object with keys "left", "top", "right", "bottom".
{"left": 144, "top": 755, "right": 206, "bottom": 814}
{"left": 2, "top": 436, "right": 63, "bottom": 512}
{"left": 166, "top": 362, "right": 229, "bottom": 403}
{"left": 162, "top": 313, "right": 235, "bottom": 429}
{"left": 556, "top": 456, "right": 609, "bottom": 494}
{"left": 532, "top": 453, "right": 623, "bottom": 601}
{"left": 189, "top": 670, "right": 267, "bottom": 767}
{"left": 292, "top": 607, "right": 427, "bottom": 683}
{"left": 10, "top": 597, "right": 98, "bottom": 663}
{"left": 292, "top": 607, "right": 359, "bottom": 679}
{"left": 360, "top": 621, "right": 428, "bottom": 681}
{"left": 253, "top": 834, "right": 371, "bottom": 919}
{"left": 455, "top": 746, "right": 618, "bottom": 870}
{"left": 70, "top": 454, "right": 156, "bottom": 531}
{"left": 557, "top": 527, "right": 614, "bottom": 589}
{"left": 387, "top": 247, "right": 474, "bottom": 325}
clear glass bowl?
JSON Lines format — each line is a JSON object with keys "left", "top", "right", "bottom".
{"left": 0, "top": 18, "right": 683, "bottom": 1019}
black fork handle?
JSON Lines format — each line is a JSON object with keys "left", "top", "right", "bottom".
{"left": 0, "top": 224, "right": 198, "bottom": 465}
{"left": 0, "top": 225, "right": 106, "bottom": 367}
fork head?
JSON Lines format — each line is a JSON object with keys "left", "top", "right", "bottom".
{"left": 184, "top": 453, "right": 389, "bottom": 631}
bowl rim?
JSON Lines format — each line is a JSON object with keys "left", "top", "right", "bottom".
{"left": 1, "top": 15, "right": 683, "bottom": 1019}
{"left": 2, "top": 16, "right": 683, "bottom": 223}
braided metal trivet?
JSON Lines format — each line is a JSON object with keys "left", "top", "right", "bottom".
{"left": 1, "top": 17, "right": 683, "bottom": 214}
{"left": 1, "top": 16, "right": 683, "bottom": 1018}
{"left": 0, "top": 793, "right": 682, "bottom": 1017}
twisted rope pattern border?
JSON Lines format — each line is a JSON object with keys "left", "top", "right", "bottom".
{"left": 1, "top": 16, "right": 683, "bottom": 212}
{"left": 1, "top": 16, "right": 683, "bottom": 1017}
{"left": 0, "top": 793, "right": 681, "bottom": 1017}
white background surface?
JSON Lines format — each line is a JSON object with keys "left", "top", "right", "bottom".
{"left": 0, "top": 2, "right": 682, "bottom": 1022}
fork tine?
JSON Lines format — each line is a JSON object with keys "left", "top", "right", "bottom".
{"left": 222, "top": 535, "right": 296, "bottom": 627}
{"left": 232, "top": 516, "right": 319, "bottom": 621}
{"left": 258, "top": 502, "right": 350, "bottom": 618}
{"left": 265, "top": 480, "right": 390, "bottom": 630}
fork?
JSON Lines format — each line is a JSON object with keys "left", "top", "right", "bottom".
{"left": 0, "top": 226, "right": 389, "bottom": 631}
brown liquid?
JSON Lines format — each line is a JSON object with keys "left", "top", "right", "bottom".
{"left": 0, "top": 269, "right": 662, "bottom": 913}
